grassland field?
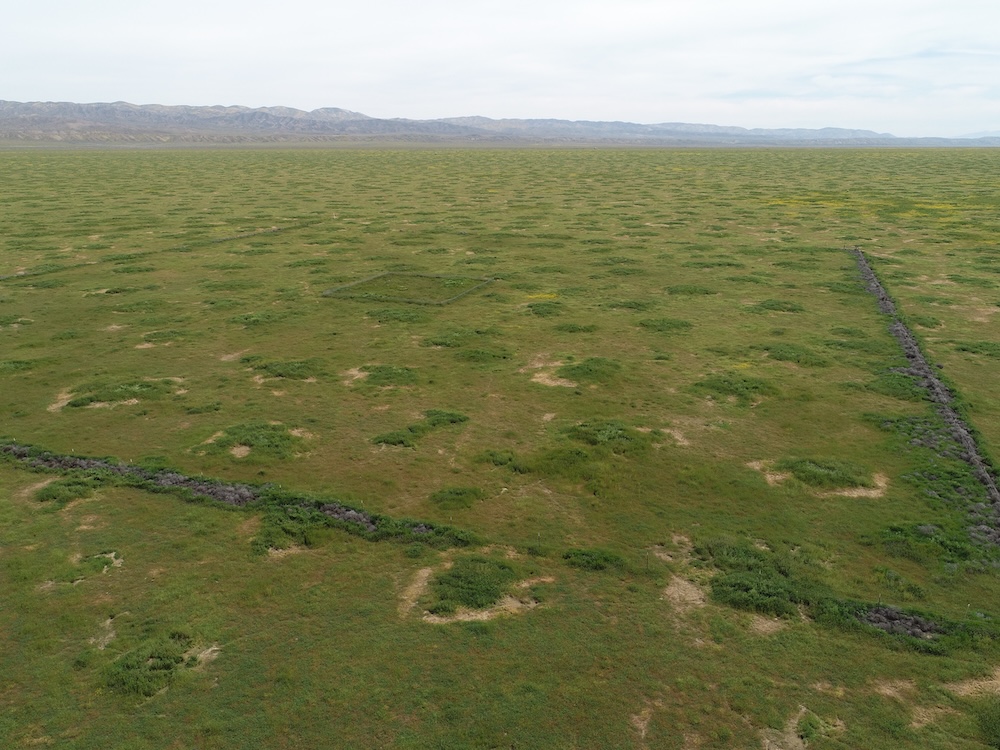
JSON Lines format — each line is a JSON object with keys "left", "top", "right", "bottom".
{"left": 2, "top": 147, "right": 1000, "bottom": 749}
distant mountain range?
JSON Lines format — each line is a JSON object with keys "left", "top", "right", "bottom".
{"left": 1, "top": 100, "right": 997, "bottom": 147}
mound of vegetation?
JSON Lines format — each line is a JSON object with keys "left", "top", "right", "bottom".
{"left": 749, "top": 299, "right": 805, "bottom": 313}
{"left": 755, "top": 342, "right": 828, "bottom": 367}
{"left": 372, "top": 410, "right": 469, "bottom": 448}
{"left": 200, "top": 422, "right": 302, "bottom": 459}
{"left": 637, "top": 318, "right": 693, "bottom": 334}
{"left": 429, "top": 487, "right": 485, "bottom": 509}
{"left": 564, "top": 420, "right": 651, "bottom": 455}
{"left": 556, "top": 357, "right": 621, "bottom": 383}
{"left": 775, "top": 458, "right": 872, "bottom": 488}
{"left": 361, "top": 364, "right": 418, "bottom": 386}
{"left": 691, "top": 372, "right": 777, "bottom": 404}
{"left": 427, "top": 556, "right": 519, "bottom": 615}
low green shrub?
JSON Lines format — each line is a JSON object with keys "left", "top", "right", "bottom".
{"left": 429, "top": 487, "right": 485, "bottom": 509}
{"left": 775, "top": 457, "right": 872, "bottom": 488}
{"left": 557, "top": 357, "right": 621, "bottom": 383}
{"left": 429, "top": 556, "right": 519, "bottom": 613}
{"left": 563, "top": 548, "right": 625, "bottom": 571}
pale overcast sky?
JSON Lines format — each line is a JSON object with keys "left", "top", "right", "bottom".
{"left": 5, "top": 0, "right": 998, "bottom": 137}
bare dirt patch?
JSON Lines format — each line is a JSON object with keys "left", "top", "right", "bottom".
{"left": 185, "top": 644, "right": 222, "bottom": 670}
{"left": 662, "top": 428, "right": 690, "bottom": 446}
{"left": 824, "top": 473, "right": 889, "bottom": 498}
{"left": 873, "top": 679, "right": 916, "bottom": 700}
{"left": 76, "top": 514, "right": 102, "bottom": 531}
{"left": 89, "top": 613, "right": 124, "bottom": 650}
{"left": 104, "top": 324, "right": 127, "bottom": 332}
{"left": 230, "top": 445, "right": 251, "bottom": 458}
{"left": 399, "top": 567, "right": 435, "bottom": 617}
{"left": 422, "top": 594, "right": 540, "bottom": 624}
{"left": 749, "top": 614, "right": 787, "bottom": 635}
{"left": 341, "top": 367, "right": 369, "bottom": 385}
{"left": 134, "top": 342, "right": 156, "bottom": 349}
{"left": 267, "top": 545, "right": 304, "bottom": 559}
{"left": 747, "top": 460, "right": 790, "bottom": 486}
{"left": 662, "top": 576, "right": 706, "bottom": 613}
{"left": 289, "top": 428, "right": 315, "bottom": 439}
{"left": 16, "top": 477, "right": 57, "bottom": 500}
{"left": 910, "top": 705, "right": 957, "bottom": 729}
{"left": 542, "top": 412, "right": 556, "bottom": 422}
{"left": 811, "top": 682, "right": 846, "bottom": 698}
{"left": 220, "top": 349, "right": 250, "bottom": 361}
{"left": 760, "top": 706, "right": 808, "bottom": 750}
{"left": 47, "top": 390, "right": 75, "bottom": 412}
{"left": 531, "top": 371, "right": 577, "bottom": 388}
{"left": 945, "top": 666, "right": 1000, "bottom": 696}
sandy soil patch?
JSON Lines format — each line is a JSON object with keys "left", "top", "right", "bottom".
{"left": 90, "top": 614, "right": 121, "bottom": 650}
{"left": 518, "top": 354, "right": 562, "bottom": 373}
{"left": 747, "top": 460, "right": 790, "bottom": 486}
{"left": 531, "top": 371, "right": 577, "bottom": 388}
{"left": 630, "top": 704, "right": 654, "bottom": 741}
{"left": 47, "top": 390, "right": 75, "bottom": 412}
{"left": 135, "top": 342, "right": 156, "bottom": 349}
{"left": 105, "top": 324, "right": 127, "bottom": 331}
{"left": 873, "top": 679, "right": 916, "bottom": 700}
{"left": 220, "top": 349, "right": 249, "bottom": 361}
{"left": 945, "top": 666, "right": 1000, "bottom": 696}
{"left": 760, "top": 706, "right": 808, "bottom": 750}
{"left": 76, "top": 514, "right": 102, "bottom": 531}
{"left": 289, "top": 428, "right": 315, "bottom": 439}
{"left": 825, "top": 473, "right": 889, "bottom": 498}
{"left": 399, "top": 567, "right": 435, "bottom": 617}
{"left": 971, "top": 306, "right": 999, "bottom": 323}
{"left": 184, "top": 644, "right": 222, "bottom": 670}
{"left": 662, "top": 428, "right": 690, "bottom": 446}
{"left": 662, "top": 576, "right": 706, "bottom": 613}
{"left": 811, "top": 682, "right": 846, "bottom": 697}
{"left": 910, "top": 705, "right": 957, "bottom": 729}
{"left": 230, "top": 445, "right": 251, "bottom": 458}
{"left": 201, "top": 431, "right": 225, "bottom": 445}
{"left": 749, "top": 614, "right": 787, "bottom": 635}
{"left": 271, "top": 390, "right": 286, "bottom": 396}
{"left": 16, "top": 477, "right": 57, "bottom": 500}
{"left": 423, "top": 594, "right": 540, "bottom": 624}
{"left": 542, "top": 412, "right": 556, "bottom": 422}
{"left": 95, "top": 551, "right": 123, "bottom": 573}
{"left": 237, "top": 516, "right": 262, "bottom": 538}
{"left": 341, "top": 367, "right": 368, "bottom": 385}
{"left": 267, "top": 545, "right": 304, "bottom": 559}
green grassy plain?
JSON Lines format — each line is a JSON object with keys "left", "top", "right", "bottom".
{"left": 2, "top": 148, "right": 1000, "bottom": 748}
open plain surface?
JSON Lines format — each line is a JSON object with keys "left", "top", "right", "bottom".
{"left": 2, "top": 148, "right": 1000, "bottom": 748}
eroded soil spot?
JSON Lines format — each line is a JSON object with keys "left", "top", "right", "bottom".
{"left": 662, "top": 576, "right": 706, "bottom": 613}
{"left": 47, "top": 390, "right": 74, "bottom": 412}
{"left": 230, "top": 445, "right": 251, "bottom": 458}
{"left": 945, "top": 666, "right": 1000, "bottom": 696}
{"left": 747, "top": 460, "right": 790, "bottom": 486}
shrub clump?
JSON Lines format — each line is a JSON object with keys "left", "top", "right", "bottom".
{"left": 428, "top": 556, "right": 519, "bottom": 614}
{"left": 103, "top": 631, "right": 193, "bottom": 697}
{"left": 756, "top": 343, "right": 828, "bottom": 367}
{"left": 691, "top": 373, "right": 777, "bottom": 404}
{"left": 775, "top": 458, "right": 872, "bottom": 488}
{"left": 564, "top": 420, "right": 650, "bottom": 455}
{"left": 563, "top": 548, "right": 626, "bottom": 571}
{"left": 556, "top": 357, "right": 621, "bottom": 383}
{"left": 750, "top": 299, "right": 805, "bottom": 313}
{"left": 361, "top": 364, "right": 418, "bottom": 386}
{"left": 200, "top": 422, "right": 302, "bottom": 459}
{"left": 429, "top": 487, "right": 485, "bottom": 509}
{"left": 637, "top": 318, "right": 693, "bottom": 334}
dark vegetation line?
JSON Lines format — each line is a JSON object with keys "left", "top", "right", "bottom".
{"left": 0, "top": 442, "right": 473, "bottom": 551}
{"left": 852, "top": 246, "right": 1000, "bottom": 507}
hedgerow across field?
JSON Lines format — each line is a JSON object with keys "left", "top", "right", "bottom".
{"left": 2, "top": 147, "right": 1000, "bottom": 749}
